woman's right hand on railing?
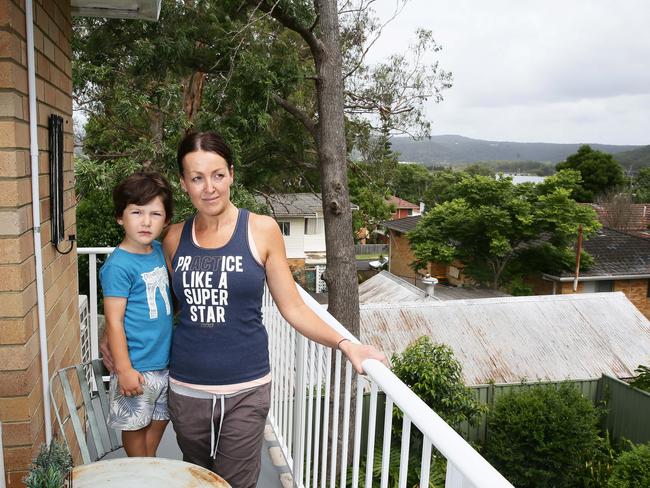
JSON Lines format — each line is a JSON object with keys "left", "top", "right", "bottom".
{"left": 99, "top": 332, "right": 115, "bottom": 373}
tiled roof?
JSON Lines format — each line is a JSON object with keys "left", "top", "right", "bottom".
{"left": 590, "top": 203, "right": 650, "bottom": 232}
{"left": 387, "top": 195, "right": 419, "bottom": 209}
{"left": 382, "top": 215, "right": 422, "bottom": 233}
{"left": 565, "top": 227, "right": 650, "bottom": 278}
{"left": 255, "top": 193, "right": 359, "bottom": 217}
{"left": 255, "top": 193, "right": 323, "bottom": 216}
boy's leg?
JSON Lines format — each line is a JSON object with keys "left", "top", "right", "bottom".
{"left": 122, "top": 428, "right": 148, "bottom": 457}
{"left": 145, "top": 419, "right": 169, "bottom": 456}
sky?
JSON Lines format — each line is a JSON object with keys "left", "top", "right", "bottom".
{"left": 367, "top": 0, "right": 650, "bottom": 145}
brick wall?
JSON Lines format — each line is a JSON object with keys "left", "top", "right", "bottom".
{"left": 387, "top": 230, "right": 446, "bottom": 283}
{"left": 0, "top": 1, "right": 79, "bottom": 486}
{"left": 613, "top": 279, "right": 650, "bottom": 319}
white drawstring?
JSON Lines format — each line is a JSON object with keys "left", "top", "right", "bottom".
{"left": 210, "top": 395, "right": 226, "bottom": 459}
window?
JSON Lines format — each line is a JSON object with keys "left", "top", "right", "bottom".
{"left": 595, "top": 280, "right": 613, "bottom": 292}
{"left": 584, "top": 280, "right": 613, "bottom": 293}
{"left": 278, "top": 221, "right": 290, "bottom": 236}
{"left": 304, "top": 218, "right": 319, "bottom": 235}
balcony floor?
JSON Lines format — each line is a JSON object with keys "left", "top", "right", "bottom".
{"left": 102, "top": 422, "right": 286, "bottom": 487}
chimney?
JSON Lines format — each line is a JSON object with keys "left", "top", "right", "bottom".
{"left": 419, "top": 201, "right": 425, "bottom": 214}
{"left": 422, "top": 275, "right": 438, "bottom": 298}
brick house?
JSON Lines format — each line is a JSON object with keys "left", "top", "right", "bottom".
{"left": 532, "top": 228, "right": 650, "bottom": 319}
{"left": 387, "top": 195, "right": 421, "bottom": 219}
{"left": 0, "top": 2, "right": 160, "bottom": 486}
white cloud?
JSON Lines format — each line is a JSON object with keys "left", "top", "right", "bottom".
{"left": 367, "top": 0, "right": 650, "bottom": 144}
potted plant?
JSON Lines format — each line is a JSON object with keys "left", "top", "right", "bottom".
{"left": 24, "top": 440, "right": 72, "bottom": 488}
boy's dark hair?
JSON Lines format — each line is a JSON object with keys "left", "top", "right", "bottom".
{"left": 177, "top": 131, "right": 233, "bottom": 176}
{"left": 113, "top": 171, "right": 174, "bottom": 222}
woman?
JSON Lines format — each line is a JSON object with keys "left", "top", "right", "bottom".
{"left": 162, "top": 131, "right": 386, "bottom": 487}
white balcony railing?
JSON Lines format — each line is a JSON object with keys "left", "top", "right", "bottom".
{"left": 78, "top": 247, "right": 513, "bottom": 488}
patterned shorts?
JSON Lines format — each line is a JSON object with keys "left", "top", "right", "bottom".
{"left": 108, "top": 369, "right": 170, "bottom": 431}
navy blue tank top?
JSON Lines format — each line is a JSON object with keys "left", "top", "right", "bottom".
{"left": 169, "top": 209, "right": 269, "bottom": 385}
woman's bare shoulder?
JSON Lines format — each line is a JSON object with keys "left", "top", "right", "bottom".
{"left": 162, "top": 221, "right": 185, "bottom": 254}
{"left": 249, "top": 212, "right": 279, "bottom": 232}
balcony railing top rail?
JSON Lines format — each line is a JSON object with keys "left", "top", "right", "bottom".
{"left": 77, "top": 246, "right": 513, "bottom": 488}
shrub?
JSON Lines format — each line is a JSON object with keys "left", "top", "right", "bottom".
{"left": 630, "top": 364, "right": 650, "bottom": 392}
{"left": 391, "top": 337, "right": 484, "bottom": 426}
{"left": 484, "top": 384, "right": 600, "bottom": 488}
{"left": 24, "top": 440, "right": 72, "bottom": 488}
{"left": 608, "top": 443, "right": 650, "bottom": 488}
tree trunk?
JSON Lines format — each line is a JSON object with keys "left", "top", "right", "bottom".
{"left": 182, "top": 71, "right": 206, "bottom": 128}
{"left": 315, "top": 0, "right": 360, "bottom": 338}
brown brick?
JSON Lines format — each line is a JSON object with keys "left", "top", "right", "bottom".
{"left": 0, "top": 61, "right": 28, "bottom": 94}
{"left": 0, "top": 308, "right": 37, "bottom": 344}
{"left": 0, "top": 119, "right": 29, "bottom": 148}
{"left": 0, "top": 177, "right": 31, "bottom": 207}
{"left": 0, "top": 91, "right": 24, "bottom": 118}
{"left": 0, "top": 381, "right": 40, "bottom": 421}
{"left": 0, "top": 354, "right": 39, "bottom": 396}
{"left": 0, "top": 30, "right": 23, "bottom": 63}
{"left": 0, "top": 329, "right": 39, "bottom": 369}
{"left": 2, "top": 403, "right": 43, "bottom": 446}
{"left": 0, "top": 280, "right": 36, "bottom": 316}
{"left": 0, "top": 149, "right": 29, "bottom": 177}
{"left": 0, "top": 255, "right": 35, "bottom": 291}
{"left": 0, "top": 204, "right": 32, "bottom": 236}
{"left": 0, "top": 232, "right": 33, "bottom": 263}
{"left": 7, "top": 469, "right": 30, "bottom": 488}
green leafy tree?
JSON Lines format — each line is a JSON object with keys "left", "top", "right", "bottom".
{"left": 392, "top": 163, "right": 434, "bottom": 205}
{"left": 556, "top": 145, "right": 626, "bottom": 202}
{"left": 421, "top": 168, "right": 467, "bottom": 208}
{"left": 608, "top": 443, "right": 650, "bottom": 488}
{"left": 632, "top": 167, "right": 650, "bottom": 203}
{"left": 484, "top": 384, "right": 601, "bottom": 488}
{"left": 408, "top": 174, "right": 600, "bottom": 288}
{"left": 630, "top": 364, "right": 650, "bottom": 392}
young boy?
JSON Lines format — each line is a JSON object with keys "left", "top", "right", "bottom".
{"left": 99, "top": 171, "right": 174, "bottom": 457}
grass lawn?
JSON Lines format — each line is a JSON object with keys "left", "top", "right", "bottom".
{"left": 355, "top": 254, "right": 382, "bottom": 260}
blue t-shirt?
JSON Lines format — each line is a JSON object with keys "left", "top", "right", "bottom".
{"left": 99, "top": 240, "right": 173, "bottom": 372}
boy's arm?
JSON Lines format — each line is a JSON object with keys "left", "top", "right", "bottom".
{"left": 104, "top": 297, "right": 144, "bottom": 396}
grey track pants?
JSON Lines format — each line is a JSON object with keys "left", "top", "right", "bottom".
{"left": 168, "top": 382, "right": 271, "bottom": 488}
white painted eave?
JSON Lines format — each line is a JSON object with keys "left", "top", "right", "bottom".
{"left": 71, "top": 0, "right": 162, "bottom": 21}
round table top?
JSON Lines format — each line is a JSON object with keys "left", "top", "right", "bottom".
{"left": 72, "top": 457, "right": 230, "bottom": 488}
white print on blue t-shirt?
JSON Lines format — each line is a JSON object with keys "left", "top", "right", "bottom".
{"left": 141, "top": 266, "right": 172, "bottom": 319}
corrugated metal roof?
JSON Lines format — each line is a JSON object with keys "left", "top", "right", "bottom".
{"left": 359, "top": 271, "right": 509, "bottom": 303}
{"left": 360, "top": 292, "right": 650, "bottom": 385}
{"left": 359, "top": 271, "right": 430, "bottom": 303}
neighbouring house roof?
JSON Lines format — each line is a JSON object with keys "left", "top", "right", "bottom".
{"left": 359, "top": 271, "right": 508, "bottom": 304}
{"left": 387, "top": 195, "right": 419, "bottom": 210}
{"left": 360, "top": 292, "right": 650, "bottom": 385}
{"left": 589, "top": 203, "right": 650, "bottom": 239}
{"left": 382, "top": 215, "right": 422, "bottom": 233}
{"left": 256, "top": 193, "right": 358, "bottom": 218}
{"left": 71, "top": 0, "right": 162, "bottom": 20}
{"left": 546, "top": 227, "right": 650, "bottom": 280}
{"left": 256, "top": 193, "right": 324, "bottom": 217}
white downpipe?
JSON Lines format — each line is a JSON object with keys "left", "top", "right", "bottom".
{"left": 0, "top": 421, "right": 6, "bottom": 488}
{"left": 26, "top": 0, "right": 52, "bottom": 443}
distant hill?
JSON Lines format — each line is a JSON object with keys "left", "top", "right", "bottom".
{"left": 612, "top": 145, "right": 650, "bottom": 173}
{"left": 389, "top": 135, "right": 641, "bottom": 166}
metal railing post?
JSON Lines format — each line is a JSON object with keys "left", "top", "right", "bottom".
{"left": 89, "top": 253, "right": 99, "bottom": 360}
{"left": 292, "top": 334, "right": 307, "bottom": 486}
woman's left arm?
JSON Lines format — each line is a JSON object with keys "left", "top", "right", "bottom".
{"left": 254, "top": 215, "right": 389, "bottom": 373}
